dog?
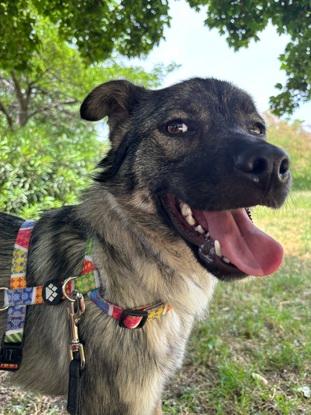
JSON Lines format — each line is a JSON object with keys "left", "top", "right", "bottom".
{"left": 0, "top": 78, "right": 291, "bottom": 415}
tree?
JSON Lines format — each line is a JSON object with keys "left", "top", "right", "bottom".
{"left": 188, "top": 0, "right": 311, "bottom": 116}
{"left": 0, "top": 0, "right": 171, "bottom": 71}
{"left": 0, "top": 10, "right": 167, "bottom": 214}
{"left": 0, "top": 20, "right": 166, "bottom": 131}
{"left": 1, "top": 1, "right": 309, "bottom": 117}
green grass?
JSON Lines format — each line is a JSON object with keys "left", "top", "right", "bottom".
{"left": 163, "top": 190, "right": 311, "bottom": 415}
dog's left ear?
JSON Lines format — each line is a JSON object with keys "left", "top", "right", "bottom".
{"left": 80, "top": 80, "right": 144, "bottom": 127}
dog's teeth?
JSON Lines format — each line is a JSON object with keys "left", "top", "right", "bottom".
{"left": 194, "top": 225, "right": 204, "bottom": 234}
{"left": 181, "top": 203, "right": 192, "bottom": 217}
{"left": 185, "top": 215, "right": 196, "bottom": 226}
{"left": 214, "top": 240, "right": 222, "bottom": 257}
{"left": 222, "top": 256, "right": 231, "bottom": 264}
{"left": 205, "top": 232, "right": 210, "bottom": 239}
{"left": 179, "top": 201, "right": 196, "bottom": 225}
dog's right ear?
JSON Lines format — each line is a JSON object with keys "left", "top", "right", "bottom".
{"left": 80, "top": 80, "right": 144, "bottom": 127}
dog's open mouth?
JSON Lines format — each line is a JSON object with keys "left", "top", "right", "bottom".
{"left": 161, "top": 194, "right": 283, "bottom": 280}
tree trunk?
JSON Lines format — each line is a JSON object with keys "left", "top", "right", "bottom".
{"left": 11, "top": 71, "right": 29, "bottom": 127}
{"left": 0, "top": 100, "right": 14, "bottom": 130}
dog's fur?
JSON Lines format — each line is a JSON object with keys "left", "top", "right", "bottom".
{"left": 0, "top": 78, "right": 290, "bottom": 415}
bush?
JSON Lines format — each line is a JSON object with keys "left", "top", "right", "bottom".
{"left": 0, "top": 121, "right": 104, "bottom": 217}
{"left": 265, "top": 114, "right": 311, "bottom": 191}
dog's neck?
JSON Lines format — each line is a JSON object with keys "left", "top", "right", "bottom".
{"left": 78, "top": 184, "right": 216, "bottom": 318}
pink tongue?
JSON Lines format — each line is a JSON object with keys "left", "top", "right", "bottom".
{"left": 194, "top": 209, "right": 283, "bottom": 276}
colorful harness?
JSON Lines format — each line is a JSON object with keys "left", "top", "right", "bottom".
{"left": 0, "top": 220, "right": 172, "bottom": 373}
{"left": 0, "top": 221, "right": 35, "bottom": 370}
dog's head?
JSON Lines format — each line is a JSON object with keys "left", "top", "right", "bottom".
{"left": 81, "top": 78, "right": 291, "bottom": 281}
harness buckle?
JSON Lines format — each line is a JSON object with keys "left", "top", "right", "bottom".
{"left": 119, "top": 309, "right": 148, "bottom": 329}
{"left": 0, "top": 336, "right": 23, "bottom": 371}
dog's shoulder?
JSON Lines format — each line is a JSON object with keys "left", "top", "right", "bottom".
{"left": 26, "top": 205, "right": 90, "bottom": 285}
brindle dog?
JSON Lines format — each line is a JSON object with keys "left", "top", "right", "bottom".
{"left": 0, "top": 78, "right": 291, "bottom": 415}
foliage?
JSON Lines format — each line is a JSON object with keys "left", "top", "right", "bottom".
{"left": 0, "top": 0, "right": 309, "bottom": 117}
{"left": 264, "top": 113, "right": 311, "bottom": 190}
{"left": 0, "top": 7, "right": 171, "bottom": 219}
{"left": 188, "top": 0, "right": 311, "bottom": 116}
{"left": 0, "top": 19, "right": 168, "bottom": 130}
{"left": 0, "top": 121, "right": 103, "bottom": 217}
{"left": 0, "top": 0, "right": 170, "bottom": 71}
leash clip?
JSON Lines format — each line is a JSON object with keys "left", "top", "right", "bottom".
{"left": 66, "top": 294, "right": 85, "bottom": 415}
{"left": 68, "top": 294, "right": 86, "bottom": 369}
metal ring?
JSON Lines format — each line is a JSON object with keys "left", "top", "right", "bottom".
{"left": 0, "top": 287, "right": 9, "bottom": 312}
{"left": 62, "top": 277, "right": 77, "bottom": 302}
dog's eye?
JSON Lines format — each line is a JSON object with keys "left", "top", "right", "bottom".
{"left": 249, "top": 123, "right": 265, "bottom": 136}
{"left": 166, "top": 120, "right": 189, "bottom": 135}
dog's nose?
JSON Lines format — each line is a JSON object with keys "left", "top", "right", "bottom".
{"left": 234, "top": 145, "right": 290, "bottom": 186}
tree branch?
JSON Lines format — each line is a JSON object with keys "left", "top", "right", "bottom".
{"left": 28, "top": 67, "right": 51, "bottom": 86}
{"left": 27, "top": 99, "right": 78, "bottom": 120}
{"left": 0, "top": 100, "right": 14, "bottom": 129}
{"left": 11, "top": 71, "right": 28, "bottom": 126}
{"left": 25, "top": 83, "right": 33, "bottom": 106}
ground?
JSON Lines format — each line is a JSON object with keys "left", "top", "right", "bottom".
{"left": 0, "top": 191, "right": 310, "bottom": 415}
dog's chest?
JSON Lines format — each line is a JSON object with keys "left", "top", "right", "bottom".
{"left": 148, "top": 310, "right": 192, "bottom": 368}
{"left": 145, "top": 276, "right": 215, "bottom": 375}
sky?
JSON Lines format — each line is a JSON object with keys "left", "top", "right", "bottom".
{"left": 130, "top": 0, "right": 311, "bottom": 126}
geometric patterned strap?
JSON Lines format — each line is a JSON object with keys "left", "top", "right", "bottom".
{"left": 74, "top": 256, "right": 101, "bottom": 293}
{"left": 10, "top": 220, "right": 35, "bottom": 289}
{"left": 72, "top": 239, "right": 100, "bottom": 294}
{"left": 88, "top": 288, "right": 172, "bottom": 329}
{"left": 64, "top": 255, "right": 101, "bottom": 298}
{"left": 0, "top": 220, "right": 35, "bottom": 372}
{"left": 4, "top": 286, "right": 44, "bottom": 307}
{"left": 4, "top": 220, "right": 35, "bottom": 344}
{"left": 2, "top": 255, "right": 100, "bottom": 309}
{"left": 2, "top": 257, "right": 100, "bottom": 308}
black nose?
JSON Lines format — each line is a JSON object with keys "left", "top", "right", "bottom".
{"left": 234, "top": 144, "right": 290, "bottom": 186}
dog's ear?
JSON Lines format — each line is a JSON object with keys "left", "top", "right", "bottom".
{"left": 80, "top": 80, "right": 143, "bottom": 127}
